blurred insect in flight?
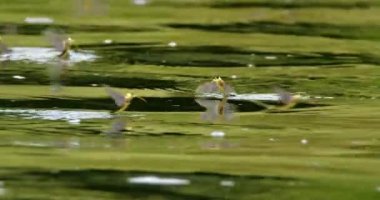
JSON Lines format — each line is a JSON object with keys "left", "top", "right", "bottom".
{"left": 274, "top": 87, "right": 302, "bottom": 110}
{"left": 0, "top": 36, "right": 12, "bottom": 60}
{"left": 251, "top": 87, "right": 303, "bottom": 112}
{"left": 44, "top": 30, "right": 75, "bottom": 92}
{"left": 105, "top": 86, "right": 147, "bottom": 113}
{"left": 44, "top": 30, "right": 74, "bottom": 60}
{"left": 196, "top": 77, "right": 235, "bottom": 97}
{"left": 76, "top": 0, "right": 109, "bottom": 16}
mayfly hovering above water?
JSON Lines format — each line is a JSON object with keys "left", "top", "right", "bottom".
{"left": 44, "top": 30, "right": 74, "bottom": 60}
{"left": 275, "top": 87, "right": 303, "bottom": 110}
{"left": 105, "top": 86, "right": 147, "bottom": 113}
{"left": 44, "top": 30, "right": 75, "bottom": 92}
{"left": 196, "top": 77, "right": 235, "bottom": 97}
{"left": 195, "top": 77, "right": 237, "bottom": 122}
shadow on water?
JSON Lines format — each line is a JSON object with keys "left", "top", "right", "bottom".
{"left": 167, "top": 21, "right": 380, "bottom": 41}
{"left": 90, "top": 43, "right": 380, "bottom": 67}
{"left": 1, "top": 168, "right": 299, "bottom": 199}
{"left": 0, "top": 23, "right": 157, "bottom": 35}
{"left": 210, "top": 1, "right": 374, "bottom": 9}
{"left": 0, "top": 96, "right": 324, "bottom": 112}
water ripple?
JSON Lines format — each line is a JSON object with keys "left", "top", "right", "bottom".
{"left": 0, "top": 109, "right": 111, "bottom": 123}
{"left": 1, "top": 47, "right": 97, "bottom": 64}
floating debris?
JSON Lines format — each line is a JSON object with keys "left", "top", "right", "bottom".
{"left": 301, "top": 139, "right": 308, "bottom": 145}
{"left": 127, "top": 176, "right": 190, "bottom": 186}
{"left": 210, "top": 130, "right": 225, "bottom": 138}
{"left": 133, "top": 0, "right": 148, "bottom": 6}
{"left": 168, "top": 41, "right": 177, "bottom": 47}
{"left": 220, "top": 180, "right": 235, "bottom": 187}
{"left": 24, "top": 17, "right": 54, "bottom": 24}
{"left": 12, "top": 75, "right": 26, "bottom": 80}
{"left": 103, "top": 39, "right": 113, "bottom": 44}
{"left": 265, "top": 56, "right": 277, "bottom": 60}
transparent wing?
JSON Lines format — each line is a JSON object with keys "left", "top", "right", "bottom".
{"left": 275, "top": 87, "right": 293, "bottom": 105}
{"left": 196, "top": 98, "right": 218, "bottom": 109}
{"left": 195, "top": 98, "right": 219, "bottom": 122}
{"left": 195, "top": 82, "right": 219, "bottom": 94}
{"left": 105, "top": 86, "right": 125, "bottom": 107}
{"left": 44, "top": 29, "right": 66, "bottom": 51}
{"left": 201, "top": 110, "right": 218, "bottom": 122}
{"left": 223, "top": 83, "right": 236, "bottom": 95}
{"left": 0, "top": 43, "right": 11, "bottom": 54}
{"left": 48, "top": 61, "right": 67, "bottom": 93}
{"left": 222, "top": 102, "right": 236, "bottom": 121}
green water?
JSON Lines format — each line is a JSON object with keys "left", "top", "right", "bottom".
{"left": 1, "top": 0, "right": 380, "bottom": 199}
